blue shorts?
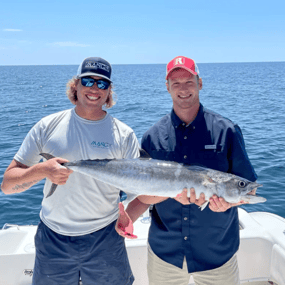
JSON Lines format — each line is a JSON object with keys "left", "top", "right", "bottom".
{"left": 32, "top": 220, "right": 134, "bottom": 285}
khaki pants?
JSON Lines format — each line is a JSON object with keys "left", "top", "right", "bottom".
{"left": 147, "top": 245, "right": 240, "bottom": 285}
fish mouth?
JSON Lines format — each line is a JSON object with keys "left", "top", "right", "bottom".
{"left": 245, "top": 193, "right": 259, "bottom": 197}
{"left": 242, "top": 193, "right": 267, "bottom": 203}
{"left": 242, "top": 183, "right": 263, "bottom": 196}
{"left": 241, "top": 183, "right": 266, "bottom": 203}
{"left": 252, "top": 183, "right": 263, "bottom": 189}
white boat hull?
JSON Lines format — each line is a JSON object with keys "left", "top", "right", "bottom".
{"left": 0, "top": 208, "right": 284, "bottom": 285}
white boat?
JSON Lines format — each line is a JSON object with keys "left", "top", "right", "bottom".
{"left": 0, "top": 208, "right": 284, "bottom": 285}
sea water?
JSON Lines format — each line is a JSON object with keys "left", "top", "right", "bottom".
{"left": 0, "top": 62, "right": 285, "bottom": 227}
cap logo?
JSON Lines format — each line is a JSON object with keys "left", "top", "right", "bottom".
{"left": 85, "top": 61, "right": 110, "bottom": 72}
{"left": 175, "top": 57, "right": 185, "bottom": 65}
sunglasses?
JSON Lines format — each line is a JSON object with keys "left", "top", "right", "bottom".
{"left": 81, "top": 77, "right": 111, "bottom": 90}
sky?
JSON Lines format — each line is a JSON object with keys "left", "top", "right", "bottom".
{"left": 1, "top": 0, "right": 284, "bottom": 65}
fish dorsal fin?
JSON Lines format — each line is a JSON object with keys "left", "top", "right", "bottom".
{"left": 139, "top": 149, "right": 152, "bottom": 160}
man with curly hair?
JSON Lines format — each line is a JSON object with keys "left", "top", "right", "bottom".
{"left": 1, "top": 57, "right": 139, "bottom": 285}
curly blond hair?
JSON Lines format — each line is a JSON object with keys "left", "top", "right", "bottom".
{"left": 66, "top": 77, "right": 116, "bottom": 108}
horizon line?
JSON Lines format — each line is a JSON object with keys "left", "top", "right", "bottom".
{"left": 0, "top": 60, "right": 284, "bottom": 67}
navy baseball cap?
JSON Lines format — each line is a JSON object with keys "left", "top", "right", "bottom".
{"left": 76, "top": 57, "right": 112, "bottom": 82}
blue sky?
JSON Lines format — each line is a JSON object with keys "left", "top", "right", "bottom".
{"left": 1, "top": 0, "right": 284, "bottom": 65}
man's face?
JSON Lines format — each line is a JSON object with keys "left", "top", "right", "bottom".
{"left": 75, "top": 75, "right": 110, "bottom": 112}
{"left": 166, "top": 69, "right": 202, "bottom": 111}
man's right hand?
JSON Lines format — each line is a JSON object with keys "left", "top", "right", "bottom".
{"left": 44, "top": 158, "right": 73, "bottom": 185}
{"left": 2, "top": 156, "right": 72, "bottom": 194}
{"left": 174, "top": 188, "right": 206, "bottom": 206}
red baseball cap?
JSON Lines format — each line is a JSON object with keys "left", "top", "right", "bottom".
{"left": 166, "top": 56, "right": 199, "bottom": 80}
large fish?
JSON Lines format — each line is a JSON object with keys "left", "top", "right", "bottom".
{"left": 41, "top": 152, "right": 265, "bottom": 209}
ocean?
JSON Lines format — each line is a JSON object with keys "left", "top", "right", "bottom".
{"left": 0, "top": 62, "right": 285, "bottom": 228}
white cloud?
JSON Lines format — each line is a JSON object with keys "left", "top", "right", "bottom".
{"left": 51, "top": 42, "right": 90, "bottom": 47}
{"left": 3, "top": 29, "right": 23, "bottom": 32}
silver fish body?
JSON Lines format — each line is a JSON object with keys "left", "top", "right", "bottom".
{"left": 41, "top": 153, "right": 265, "bottom": 205}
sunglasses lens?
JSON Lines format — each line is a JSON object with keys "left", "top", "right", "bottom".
{"left": 97, "top": 80, "right": 110, "bottom": 90}
{"left": 81, "top": 77, "right": 94, "bottom": 87}
{"left": 81, "top": 77, "right": 110, "bottom": 89}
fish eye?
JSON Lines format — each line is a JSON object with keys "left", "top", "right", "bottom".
{"left": 238, "top": 181, "right": 247, "bottom": 188}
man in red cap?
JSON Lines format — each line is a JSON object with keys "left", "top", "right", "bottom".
{"left": 119, "top": 56, "right": 258, "bottom": 284}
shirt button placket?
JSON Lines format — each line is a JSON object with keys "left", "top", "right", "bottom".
{"left": 182, "top": 207, "right": 190, "bottom": 242}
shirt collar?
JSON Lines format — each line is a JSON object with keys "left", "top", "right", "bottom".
{"left": 171, "top": 104, "right": 204, "bottom": 129}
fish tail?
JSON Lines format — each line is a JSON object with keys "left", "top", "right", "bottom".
{"left": 40, "top": 153, "right": 58, "bottom": 198}
{"left": 46, "top": 183, "right": 58, "bottom": 198}
{"left": 40, "top": 153, "right": 56, "bottom": 160}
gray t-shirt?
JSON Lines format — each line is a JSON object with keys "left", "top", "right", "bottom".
{"left": 14, "top": 108, "right": 140, "bottom": 236}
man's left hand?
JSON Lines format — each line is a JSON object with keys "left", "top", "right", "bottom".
{"left": 115, "top": 203, "right": 137, "bottom": 239}
{"left": 209, "top": 189, "right": 256, "bottom": 212}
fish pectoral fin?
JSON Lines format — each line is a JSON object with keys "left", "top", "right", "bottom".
{"left": 199, "top": 201, "right": 209, "bottom": 211}
{"left": 46, "top": 183, "right": 58, "bottom": 198}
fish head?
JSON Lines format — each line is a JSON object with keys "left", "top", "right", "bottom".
{"left": 221, "top": 177, "right": 263, "bottom": 203}
{"left": 236, "top": 179, "right": 266, "bottom": 203}
{"left": 236, "top": 179, "right": 262, "bottom": 195}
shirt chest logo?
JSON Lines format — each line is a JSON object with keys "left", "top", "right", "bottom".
{"left": 91, "top": 141, "right": 111, "bottom": 149}
{"left": 204, "top": 145, "right": 216, "bottom": 150}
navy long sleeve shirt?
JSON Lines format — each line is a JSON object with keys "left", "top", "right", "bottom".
{"left": 141, "top": 104, "right": 257, "bottom": 273}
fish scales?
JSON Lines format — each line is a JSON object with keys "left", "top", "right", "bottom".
{"left": 67, "top": 159, "right": 206, "bottom": 197}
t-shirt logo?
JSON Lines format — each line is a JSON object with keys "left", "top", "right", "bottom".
{"left": 91, "top": 141, "right": 111, "bottom": 148}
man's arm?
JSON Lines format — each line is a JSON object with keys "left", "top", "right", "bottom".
{"left": 1, "top": 158, "right": 73, "bottom": 194}
{"left": 115, "top": 198, "right": 150, "bottom": 239}
{"left": 124, "top": 188, "right": 208, "bottom": 223}
{"left": 115, "top": 189, "right": 207, "bottom": 239}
